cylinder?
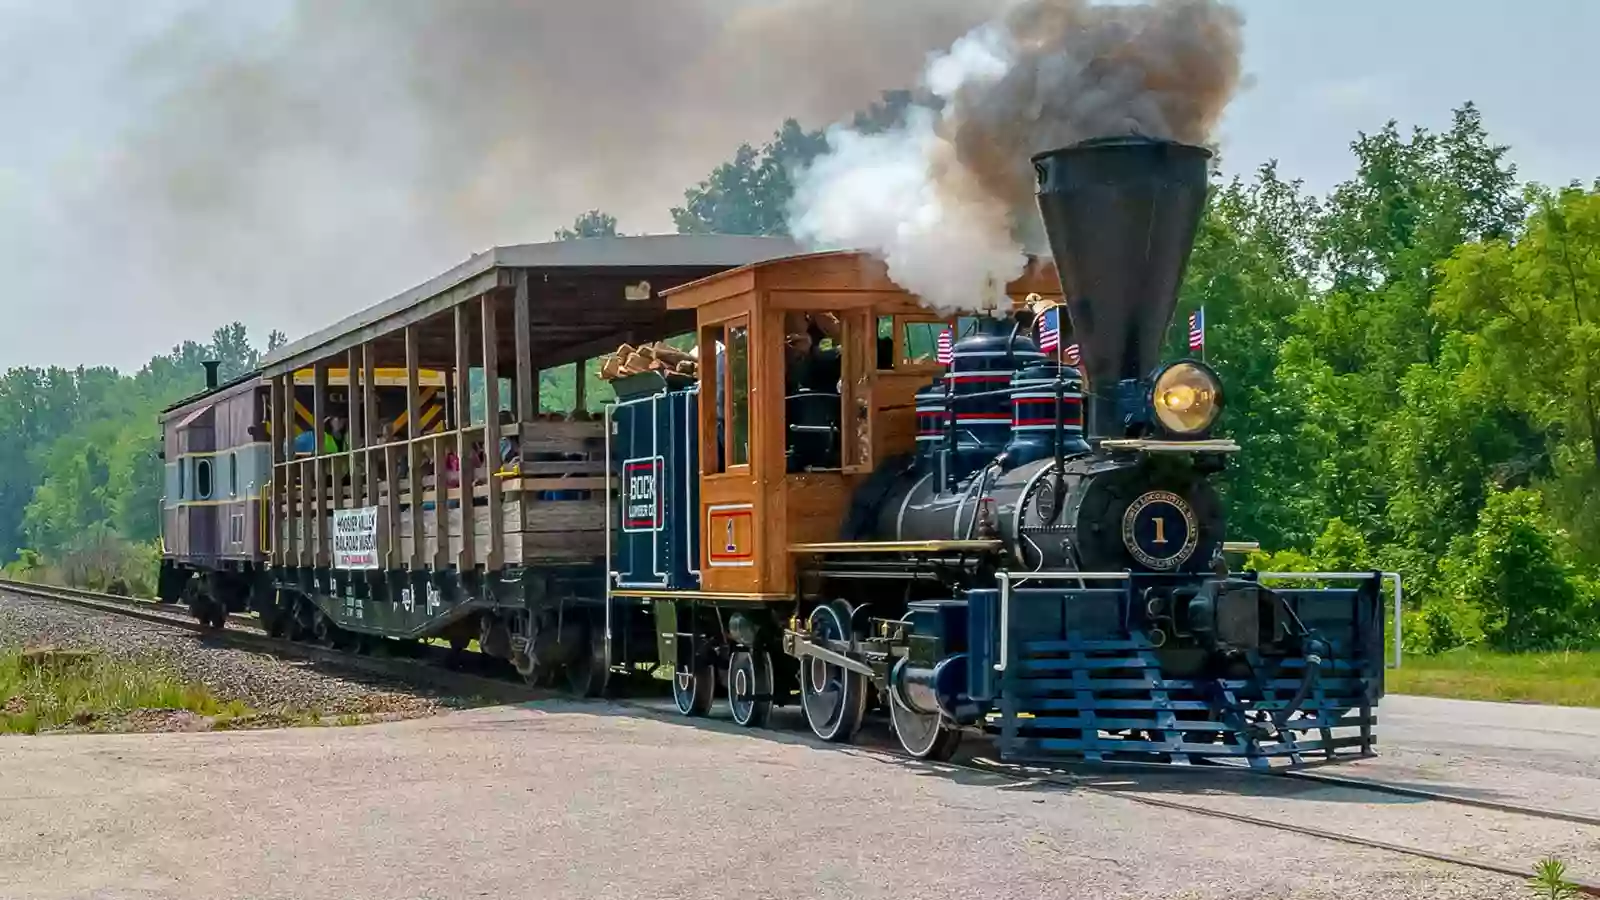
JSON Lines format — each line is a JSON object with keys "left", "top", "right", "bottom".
{"left": 890, "top": 654, "right": 970, "bottom": 720}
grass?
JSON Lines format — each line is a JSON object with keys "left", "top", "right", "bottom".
{"left": 0, "top": 646, "right": 248, "bottom": 734}
{"left": 1389, "top": 647, "right": 1600, "bottom": 708}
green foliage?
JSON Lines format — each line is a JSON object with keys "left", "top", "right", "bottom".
{"left": 670, "top": 90, "right": 923, "bottom": 237}
{"left": 0, "top": 646, "right": 237, "bottom": 734}
{"left": 671, "top": 119, "right": 829, "bottom": 236}
{"left": 0, "top": 324, "right": 270, "bottom": 587}
{"left": 555, "top": 209, "right": 622, "bottom": 240}
{"left": 1391, "top": 648, "right": 1600, "bottom": 708}
{"left": 1530, "top": 857, "right": 1580, "bottom": 899}
{"left": 1440, "top": 489, "right": 1591, "bottom": 651}
{"left": 1173, "top": 101, "right": 1600, "bottom": 655}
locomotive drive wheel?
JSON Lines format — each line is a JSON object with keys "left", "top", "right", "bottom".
{"left": 516, "top": 655, "right": 560, "bottom": 688}
{"left": 672, "top": 662, "right": 715, "bottom": 717}
{"left": 889, "top": 688, "right": 962, "bottom": 762}
{"left": 727, "top": 649, "right": 774, "bottom": 728}
{"left": 801, "top": 603, "right": 867, "bottom": 743}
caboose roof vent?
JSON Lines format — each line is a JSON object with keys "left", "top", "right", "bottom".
{"left": 202, "top": 360, "right": 220, "bottom": 390}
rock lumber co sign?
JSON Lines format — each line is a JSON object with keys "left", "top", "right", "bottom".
{"left": 332, "top": 506, "right": 381, "bottom": 570}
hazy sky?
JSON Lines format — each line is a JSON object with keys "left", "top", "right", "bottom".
{"left": 0, "top": 0, "right": 1594, "bottom": 372}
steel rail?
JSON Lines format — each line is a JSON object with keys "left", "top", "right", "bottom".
{"left": 1273, "top": 768, "right": 1600, "bottom": 830}
{"left": 1030, "top": 773, "right": 1600, "bottom": 895}
{"left": 0, "top": 578, "right": 538, "bottom": 706}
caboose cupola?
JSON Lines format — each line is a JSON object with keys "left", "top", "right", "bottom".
{"left": 1033, "top": 136, "right": 1213, "bottom": 442}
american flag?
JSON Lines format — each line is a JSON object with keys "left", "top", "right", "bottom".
{"left": 1188, "top": 306, "right": 1205, "bottom": 352}
{"left": 1037, "top": 307, "right": 1060, "bottom": 352}
{"left": 936, "top": 328, "right": 953, "bottom": 365}
{"left": 1063, "top": 343, "right": 1080, "bottom": 365}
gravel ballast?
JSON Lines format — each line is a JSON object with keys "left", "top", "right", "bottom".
{"left": 0, "top": 590, "right": 468, "bottom": 731}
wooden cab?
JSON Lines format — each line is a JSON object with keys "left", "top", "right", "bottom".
{"left": 664, "top": 251, "right": 1062, "bottom": 597}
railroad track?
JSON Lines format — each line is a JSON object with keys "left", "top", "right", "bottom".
{"left": 0, "top": 578, "right": 539, "bottom": 706}
{"left": 4, "top": 578, "right": 1594, "bottom": 893}
{"left": 998, "top": 765, "right": 1600, "bottom": 894}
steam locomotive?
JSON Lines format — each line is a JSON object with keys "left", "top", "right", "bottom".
{"left": 615, "top": 136, "right": 1383, "bottom": 765}
{"left": 160, "top": 135, "right": 1384, "bottom": 768}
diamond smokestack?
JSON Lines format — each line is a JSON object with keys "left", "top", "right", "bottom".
{"left": 1033, "top": 136, "right": 1212, "bottom": 440}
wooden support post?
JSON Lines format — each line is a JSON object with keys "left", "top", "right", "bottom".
{"left": 312, "top": 363, "right": 329, "bottom": 569}
{"left": 299, "top": 458, "right": 313, "bottom": 569}
{"left": 281, "top": 375, "right": 299, "bottom": 568}
{"left": 346, "top": 347, "right": 362, "bottom": 507}
{"left": 384, "top": 444, "right": 399, "bottom": 570}
{"left": 431, "top": 433, "right": 449, "bottom": 570}
{"left": 481, "top": 293, "right": 504, "bottom": 569}
{"left": 362, "top": 343, "right": 380, "bottom": 509}
{"left": 268, "top": 376, "right": 283, "bottom": 566}
{"left": 405, "top": 325, "right": 424, "bottom": 570}
{"left": 514, "top": 272, "right": 534, "bottom": 425}
{"left": 575, "top": 359, "right": 587, "bottom": 417}
{"left": 454, "top": 304, "right": 477, "bottom": 573}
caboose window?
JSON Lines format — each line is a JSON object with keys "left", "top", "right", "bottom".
{"left": 727, "top": 322, "right": 750, "bottom": 467}
{"left": 195, "top": 457, "right": 213, "bottom": 500}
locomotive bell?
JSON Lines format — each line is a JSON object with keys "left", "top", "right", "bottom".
{"left": 1033, "top": 136, "right": 1212, "bottom": 441}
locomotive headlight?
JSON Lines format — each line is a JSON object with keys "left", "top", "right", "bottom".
{"left": 1151, "top": 361, "right": 1222, "bottom": 437}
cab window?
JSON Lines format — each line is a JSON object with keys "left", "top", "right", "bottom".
{"left": 702, "top": 318, "right": 750, "bottom": 473}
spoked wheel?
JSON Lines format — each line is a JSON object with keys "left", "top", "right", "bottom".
{"left": 801, "top": 603, "right": 867, "bottom": 743}
{"left": 889, "top": 687, "right": 962, "bottom": 762}
{"left": 312, "top": 612, "right": 339, "bottom": 647}
{"left": 727, "top": 649, "right": 774, "bottom": 728}
{"left": 672, "top": 661, "right": 715, "bottom": 717}
{"left": 281, "top": 598, "right": 308, "bottom": 642}
{"left": 565, "top": 624, "right": 610, "bottom": 699}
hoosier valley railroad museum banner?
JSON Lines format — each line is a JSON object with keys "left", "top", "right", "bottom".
{"left": 331, "top": 507, "right": 381, "bottom": 570}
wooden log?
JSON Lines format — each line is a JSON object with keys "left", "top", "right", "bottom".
{"left": 649, "top": 342, "right": 695, "bottom": 366}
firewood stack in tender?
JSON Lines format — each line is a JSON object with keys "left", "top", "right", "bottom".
{"left": 598, "top": 341, "right": 699, "bottom": 381}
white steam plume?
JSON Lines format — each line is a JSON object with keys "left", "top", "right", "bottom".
{"left": 787, "top": 0, "right": 1246, "bottom": 316}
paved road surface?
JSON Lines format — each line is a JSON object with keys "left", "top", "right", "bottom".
{"left": 1348, "top": 694, "right": 1600, "bottom": 818}
{"left": 0, "top": 695, "right": 1551, "bottom": 900}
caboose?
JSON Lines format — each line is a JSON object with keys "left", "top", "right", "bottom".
{"left": 162, "top": 136, "right": 1386, "bottom": 768}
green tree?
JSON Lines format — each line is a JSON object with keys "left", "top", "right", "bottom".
{"left": 555, "top": 210, "right": 622, "bottom": 240}
{"left": 672, "top": 119, "right": 829, "bottom": 236}
{"left": 671, "top": 91, "right": 921, "bottom": 237}
{"left": 1433, "top": 184, "right": 1600, "bottom": 561}
{"left": 1176, "top": 162, "right": 1321, "bottom": 548}
{"left": 1275, "top": 103, "right": 1528, "bottom": 550}
{"left": 1440, "top": 488, "right": 1589, "bottom": 651}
